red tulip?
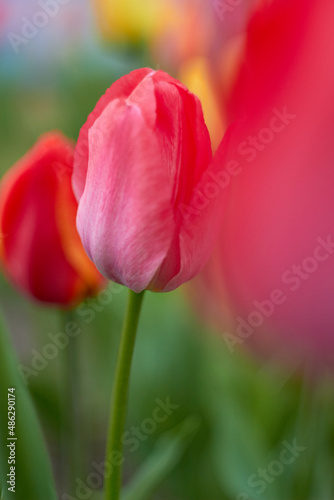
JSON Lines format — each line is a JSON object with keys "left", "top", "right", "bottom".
{"left": 198, "top": 0, "right": 334, "bottom": 367}
{"left": 0, "top": 133, "right": 105, "bottom": 307}
{"left": 73, "top": 68, "right": 225, "bottom": 293}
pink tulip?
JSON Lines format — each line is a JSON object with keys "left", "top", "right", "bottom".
{"left": 198, "top": 0, "right": 334, "bottom": 367}
{"left": 73, "top": 68, "right": 225, "bottom": 293}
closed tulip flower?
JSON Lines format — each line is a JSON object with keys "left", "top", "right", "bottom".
{"left": 198, "top": 0, "right": 334, "bottom": 367}
{"left": 73, "top": 68, "right": 226, "bottom": 293}
{"left": 0, "top": 133, "right": 105, "bottom": 306}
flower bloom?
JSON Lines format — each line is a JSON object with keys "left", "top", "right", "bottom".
{"left": 0, "top": 133, "right": 105, "bottom": 306}
{"left": 198, "top": 0, "right": 334, "bottom": 367}
{"left": 73, "top": 68, "right": 225, "bottom": 293}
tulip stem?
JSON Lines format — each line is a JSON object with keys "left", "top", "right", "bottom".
{"left": 104, "top": 289, "right": 145, "bottom": 500}
{"left": 61, "top": 310, "right": 82, "bottom": 493}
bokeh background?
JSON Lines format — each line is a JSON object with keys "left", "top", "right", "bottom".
{"left": 1, "top": 1, "right": 334, "bottom": 499}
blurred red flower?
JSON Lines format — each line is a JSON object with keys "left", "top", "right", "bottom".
{"left": 0, "top": 132, "right": 105, "bottom": 307}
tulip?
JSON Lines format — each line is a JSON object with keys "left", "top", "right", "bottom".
{"left": 73, "top": 68, "right": 227, "bottom": 293}
{"left": 198, "top": 0, "right": 334, "bottom": 367}
{"left": 0, "top": 132, "right": 105, "bottom": 306}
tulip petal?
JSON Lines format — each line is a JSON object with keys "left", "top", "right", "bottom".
{"left": 160, "top": 126, "right": 234, "bottom": 292}
{"left": 151, "top": 78, "right": 214, "bottom": 291}
{"left": 76, "top": 99, "right": 175, "bottom": 292}
{"left": 73, "top": 67, "right": 154, "bottom": 201}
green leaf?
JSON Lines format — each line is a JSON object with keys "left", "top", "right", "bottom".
{"left": 122, "top": 414, "right": 201, "bottom": 500}
{"left": 0, "top": 310, "right": 57, "bottom": 500}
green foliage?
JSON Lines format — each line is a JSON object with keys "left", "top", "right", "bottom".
{"left": 0, "top": 311, "right": 57, "bottom": 499}
{"left": 123, "top": 415, "right": 201, "bottom": 500}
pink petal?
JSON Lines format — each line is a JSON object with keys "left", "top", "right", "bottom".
{"left": 73, "top": 67, "right": 154, "bottom": 201}
{"left": 76, "top": 99, "right": 175, "bottom": 292}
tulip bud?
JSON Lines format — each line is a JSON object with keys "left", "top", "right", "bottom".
{"left": 0, "top": 133, "right": 105, "bottom": 306}
{"left": 73, "top": 68, "right": 225, "bottom": 293}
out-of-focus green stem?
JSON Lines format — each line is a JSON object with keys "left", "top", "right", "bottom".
{"left": 61, "top": 309, "right": 82, "bottom": 493}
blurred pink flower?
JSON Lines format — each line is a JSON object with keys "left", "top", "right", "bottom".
{"left": 196, "top": 0, "right": 334, "bottom": 370}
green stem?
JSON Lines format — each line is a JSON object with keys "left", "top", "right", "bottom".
{"left": 60, "top": 310, "right": 82, "bottom": 494}
{"left": 104, "top": 289, "right": 145, "bottom": 500}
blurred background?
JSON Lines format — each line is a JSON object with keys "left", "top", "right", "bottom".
{"left": 1, "top": 1, "right": 334, "bottom": 499}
